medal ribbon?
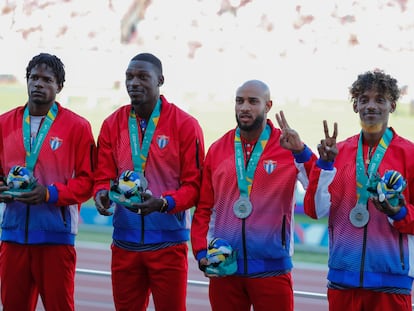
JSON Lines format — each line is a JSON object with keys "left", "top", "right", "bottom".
{"left": 23, "top": 102, "right": 58, "bottom": 172}
{"left": 356, "top": 128, "right": 393, "bottom": 204}
{"left": 235, "top": 124, "right": 271, "bottom": 198}
{"left": 128, "top": 99, "right": 161, "bottom": 173}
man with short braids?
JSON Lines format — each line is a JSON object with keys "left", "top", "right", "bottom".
{"left": 0, "top": 53, "right": 96, "bottom": 310}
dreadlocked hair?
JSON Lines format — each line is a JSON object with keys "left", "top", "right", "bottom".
{"left": 26, "top": 53, "right": 65, "bottom": 88}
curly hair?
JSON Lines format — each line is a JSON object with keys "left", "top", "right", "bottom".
{"left": 25, "top": 53, "right": 65, "bottom": 88}
{"left": 349, "top": 70, "right": 400, "bottom": 104}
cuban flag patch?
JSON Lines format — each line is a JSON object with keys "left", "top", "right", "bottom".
{"left": 263, "top": 160, "right": 277, "bottom": 174}
{"left": 157, "top": 135, "right": 169, "bottom": 149}
{"left": 49, "top": 136, "right": 63, "bottom": 151}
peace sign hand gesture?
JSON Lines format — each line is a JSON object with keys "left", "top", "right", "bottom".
{"left": 317, "top": 120, "right": 338, "bottom": 162}
{"left": 275, "top": 110, "right": 304, "bottom": 153}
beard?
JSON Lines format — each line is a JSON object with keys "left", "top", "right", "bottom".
{"left": 131, "top": 99, "right": 143, "bottom": 106}
{"left": 360, "top": 120, "right": 383, "bottom": 134}
{"left": 30, "top": 97, "right": 51, "bottom": 106}
{"left": 236, "top": 113, "right": 265, "bottom": 132}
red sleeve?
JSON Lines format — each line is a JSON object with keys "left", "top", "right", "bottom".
{"left": 190, "top": 150, "right": 214, "bottom": 260}
{"left": 55, "top": 119, "right": 97, "bottom": 206}
{"left": 392, "top": 161, "right": 414, "bottom": 233}
{"left": 93, "top": 118, "right": 118, "bottom": 196}
{"left": 303, "top": 161, "right": 321, "bottom": 219}
{"left": 163, "top": 117, "right": 205, "bottom": 213}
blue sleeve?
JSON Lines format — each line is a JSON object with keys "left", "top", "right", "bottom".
{"left": 316, "top": 158, "right": 335, "bottom": 170}
{"left": 47, "top": 184, "right": 59, "bottom": 203}
{"left": 165, "top": 195, "right": 176, "bottom": 212}
{"left": 390, "top": 206, "right": 407, "bottom": 221}
{"left": 292, "top": 144, "right": 312, "bottom": 163}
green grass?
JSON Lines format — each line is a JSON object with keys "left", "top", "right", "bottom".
{"left": 77, "top": 221, "right": 329, "bottom": 265}
{"left": 293, "top": 248, "right": 328, "bottom": 265}
{"left": 295, "top": 213, "right": 328, "bottom": 225}
{"left": 77, "top": 225, "right": 113, "bottom": 244}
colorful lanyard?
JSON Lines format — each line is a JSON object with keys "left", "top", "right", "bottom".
{"left": 22, "top": 103, "right": 58, "bottom": 171}
{"left": 356, "top": 128, "right": 392, "bottom": 204}
{"left": 128, "top": 99, "right": 161, "bottom": 173}
{"left": 234, "top": 124, "right": 270, "bottom": 197}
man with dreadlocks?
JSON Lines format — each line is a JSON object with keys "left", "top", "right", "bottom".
{"left": 304, "top": 70, "right": 414, "bottom": 311}
{"left": 0, "top": 53, "right": 96, "bottom": 310}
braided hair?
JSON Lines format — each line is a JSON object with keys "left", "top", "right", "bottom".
{"left": 26, "top": 53, "right": 65, "bottom": 88}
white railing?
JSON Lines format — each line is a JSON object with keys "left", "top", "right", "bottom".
{"left": 76, "top": 268, "right": 414, "bottom": 307}
{"left": 76, "top": 268, "right": 328, "bottom": 301}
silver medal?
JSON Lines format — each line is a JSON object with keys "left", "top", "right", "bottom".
{"left": 233, "top": 197, "right": 253, "bottom": 219}
{"left": 349, "top": 203, "right": 369, "bottom": 228}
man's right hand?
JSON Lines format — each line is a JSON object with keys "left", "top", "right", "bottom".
{"left": 317, "top": 120, "right": 338, "bottom": 162}
{"left": 95, "top": 189, "right": 113, "bottom": 216}
{"left": 0, "top": 179, "right": 13, "bottom": 203}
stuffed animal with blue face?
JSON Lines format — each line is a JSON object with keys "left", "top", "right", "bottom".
{"left": 376, "top": 170, "right": 406, "bottom": 207}
{"left": 205, "top": 238, "right": 237, "bottom": 276}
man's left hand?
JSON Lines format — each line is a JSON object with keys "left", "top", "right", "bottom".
{"left": 371, "top": 196, "right": 405, "bottom": 216}
{"left": 127, "top": 192, "right": 166, "bottom": 216}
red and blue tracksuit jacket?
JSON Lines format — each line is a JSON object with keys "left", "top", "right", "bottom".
{"left": 304, "top": 128, "right": 414, "bottom": 291}
{"left": 191, "top": 120, "right": 316, "bottom": 275}
{"left": 0, "top": 102, "right": 96, "bottom": 245}
{"left": 93, "top": 95, "right": 205, "bottom": 245}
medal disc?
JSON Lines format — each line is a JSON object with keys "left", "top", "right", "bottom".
{"left": 233, "top": 197, "right": 253, "bottom": 219}
{"left": 349, "top": 204, "right": 369, "bottom": 228}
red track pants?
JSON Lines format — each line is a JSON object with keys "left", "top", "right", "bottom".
{"left": 209, "top": 272, "right": 294, "bottom": 311}
{"left": 0, "top": 242, "right": 76, "bottom": 311}
{"left": 111, "top": 243, "right": 188, "bottom": 311}
{"left": 328, "top": 288, "right": 412, "bottom": 311}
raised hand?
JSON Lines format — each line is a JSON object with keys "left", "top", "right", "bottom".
{"left": 317, "top": 120, "right": 338, "bottom": 162}
{"left": 275, "top": 110, "right": 304, "bottom": 153}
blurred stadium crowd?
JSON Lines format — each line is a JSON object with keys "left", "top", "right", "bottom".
{"left": 1, "top": 0, "right": 414, "bottom": 104}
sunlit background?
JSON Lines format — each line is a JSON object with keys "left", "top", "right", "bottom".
{"left": 1, "top": 0, "right": 414, "bottom": 146}
{"left": 1, "top": 3, "right": 414, "bottom": 307}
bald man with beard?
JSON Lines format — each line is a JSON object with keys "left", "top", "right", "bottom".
{"left": 191, "top": 80, "right": 317, "bottom": 311}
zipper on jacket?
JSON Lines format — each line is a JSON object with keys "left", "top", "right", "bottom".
{"left": 89, "top": 143, "right": 95, "bottom": 172}
{"left": 25, "top": 204, "right": 30, "bottom": 243}
{"left": 60, "top": 206, "right": 67, "bottom": 226}
{"left": 242, "top": 219, "right": 248, "bottom": 274}
{"left": 140, "top": 214, "right": 145, "bottom": 244}
{"left": 175, "top": 211, "right": 183, "bottom": 221}
{"left": 281, "top": 215, "right": 286, "bottom": 249}
{"left": 359, "top": 224, "right": 368, "bottom": 286}
{"left": 399, "top": 233, "right": 405, "bottom": 270}
{"left": 195, "top": 139, "right": 200, "bottom": 169}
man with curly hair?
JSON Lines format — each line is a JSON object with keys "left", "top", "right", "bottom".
{"left": 304, "top": 70, "right": 414, "bottom": 310}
